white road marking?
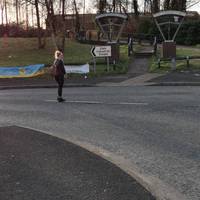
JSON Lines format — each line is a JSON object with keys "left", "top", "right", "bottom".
{"left": 45, "top": 100, "right": 101, "bottom": 104}
{"left": 119, "top": 102, "right": 148, "bottom": 105}
{"left": 45, "top": 100, "right": 148, "bottom": 106}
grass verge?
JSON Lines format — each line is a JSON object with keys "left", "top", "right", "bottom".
{"left": 0, "top": 38, "right": 129, "bottom": 77}
{"left": 149, "top": 46, "right": 200, "bottom": 73}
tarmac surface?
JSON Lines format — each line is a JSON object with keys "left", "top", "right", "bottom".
{"left": 0, "top": 126, "right": 155, "bottom": 200}
{"left": 0, "top": 69, "right": 200, "bottom": 200}
{"left": 0, "top": 87, "right": 200, "bottom": 200}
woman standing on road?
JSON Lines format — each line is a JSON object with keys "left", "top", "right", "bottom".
{"left": 53, "top": 50, "right": 66, "bottom": 102}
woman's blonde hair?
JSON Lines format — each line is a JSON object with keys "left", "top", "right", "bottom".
{"left": 54, "top": 50, "right": 62, "bottom": 59}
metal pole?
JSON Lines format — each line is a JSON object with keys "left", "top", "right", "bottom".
{"left": 154, "top": 36, "right": 157, "bottom": 55}
{"left": 107, "top": 57, "right": 110, "bottom": 72}
{"left": 171, "top": 58, "right": 176, "bottom": 70}
{"left": 154, "top": 18, "right": 166, "bottom": 41}
{"left": 116, "top": 18, "right": 126, "bottom": 42}
{"left": 93, "top": 57, "right": 96, "bottom": 73}
{"left": 172, "top": 17, "right": 185, "bottom": 41}
{"left": 168, "top": 21, "right": 171, "bottom": 40}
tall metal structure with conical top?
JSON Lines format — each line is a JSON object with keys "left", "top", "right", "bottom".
{"left": 153, "top": 10, "right": 186, "bottom": 58}
{"left": 95, "top": 0, "right": 128, "bottom": 63}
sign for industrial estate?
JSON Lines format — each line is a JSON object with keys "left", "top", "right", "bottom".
{"left": 91, "top": 46, "right": 111, "bottom": 57}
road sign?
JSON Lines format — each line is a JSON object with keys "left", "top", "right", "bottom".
{"left": 91, "top": 46, "right": 111, "bottom": 57}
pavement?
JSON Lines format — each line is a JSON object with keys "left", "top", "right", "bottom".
{"left": 0, "top": 75, "right": 128, "bottom": 90}
{"left": 148, "top": 70, "right": 200, "bottom": 86}
{"left": 0, "top": 125, "right": 155, "bottom": 200}
{"left": 1, "top": 69, "right": 200, "bottom": 89}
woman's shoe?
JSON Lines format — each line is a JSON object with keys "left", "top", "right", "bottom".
{"left": 57, "top": 97, "right": 65, "bottom": 102}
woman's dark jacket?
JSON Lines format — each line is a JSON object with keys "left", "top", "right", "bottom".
{"left": 54, "top": 59, "right": 66, "bottom": 76}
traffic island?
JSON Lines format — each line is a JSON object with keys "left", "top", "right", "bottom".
{"left": 0, "top": 126, "right": 155, "bottom": 200}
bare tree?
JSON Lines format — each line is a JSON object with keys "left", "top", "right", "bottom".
{"left": 35, "top": 0, "right": 45, "bottom": 48}
{"left": 31, "top": 3, "right": 34, "bottom": 26}
{"left": 132, "top": 0, "right": 139, "bottom": 16}
{"left": 72, "top": 0, "right": 80, "bottom": 36}
{"left": 98, "top": 0, "right": 107, "bottom": 13}
{"left": 15, "top": 0, "right": 19, "bottom": 25}
{"left": 44, "top": 0, "right": 68, "bottom": 52}
{"left": 163, "top": 0, "right": 170, "bottom": 10}
{"left": 21, "top": 0, "right": 45, "bottom": 48}
{"left": 112, "top": 0, "right": 116, "bottom": 11}
{"left": 61, "top": 0, "right": 66, "bottom": 51}
{"left": 4, "top": 0, "right": 8, "bottom": 25}
{"left": 0, "top": 0, "right": 4, "bottom": 25}
{"left": 151, "top": 0, "right": 160, "bottom": 13}
{"left": 25, "top": 0, "right": 29, "bottom": 29}
{"left": 162, "top": 0, "right": 195, "bottom": 11}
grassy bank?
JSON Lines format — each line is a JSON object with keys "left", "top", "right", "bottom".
{"left": 149, "top": 46, "right": 200, "bottom": 72}
{"left": 0, "top": 38, "right": 129, "bottom": 76}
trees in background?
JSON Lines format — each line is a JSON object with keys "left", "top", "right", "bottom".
{"left": 0, "top": 0, "right": 199, "bottom": 26}
{"left": 163, "top": 0, "right": 187, "bottom": 11}
{"left": 0, "top": 0, "right": 83, "bottom": 51}
{"left": 97, "top": 0, "right": 139, "bottom": 16}
{"left": 96, "top": 0, "right": 199, "bottom": 16}
{"left": 161, "top": 0, "right": 200, "bottom": 12}
{"left": 1, "top": 0, "right": 199, "bottom": 28}
{"left": 0, "top": 0, "right": 199, "bottom": 49}
{"left": 72, "top": 0, "right": 81, "bottom": 35}
{"left": 44, "top": 0, "right": 71, "bottom": 52}
{"left": 0, "top": 0, "right": 8, "bottom": 25}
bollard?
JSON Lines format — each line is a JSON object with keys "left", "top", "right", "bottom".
{"left": 171, "top": 58, "right": 176, "bottom": 71}
{"left": 186, "top": 56, "right": 190, "bottom": 68}
{"left": 153, "top": 36, "right": 157, "bottom": 55}
{"left": 128, "top": 36, "right": 133, "bottom": 57}
{"left": 158, "top": 58, "right": 161, "bottom": 68}
{"left": 113, "top": 60, "right": 116, "bottom": 71}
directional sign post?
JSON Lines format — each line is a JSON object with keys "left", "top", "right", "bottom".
{"left": 91, "top": 46, "right": 111, "bottom": 72}
{"left": 91, "top": 46, "right": 111, "bottom": 57}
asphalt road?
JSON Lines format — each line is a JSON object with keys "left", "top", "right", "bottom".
{"left": 0, "top": 126, "right": 154, "bottom": 200}
{"left": 0, "top": 86, "right": 200, "bottom": 200}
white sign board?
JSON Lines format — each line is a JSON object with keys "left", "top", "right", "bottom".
{"left": 91, "top": 46, "right": 111, "bottom": 57}
{"left": 64, "top": 64, "right": 89, "bottom": 74}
